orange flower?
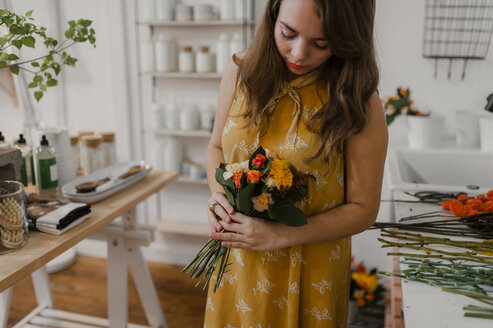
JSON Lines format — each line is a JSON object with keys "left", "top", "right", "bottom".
{"left": 353, "top": 290, "right": 364, "bottom": 299}
{"left": 477, "top": 195, "right": 488, "bottom": 203}
{"left": 415, "top": 110, "right": 422, "bottom": 116}
{"left": 450, "top": 200, "right": 468, "bottom": 217}
{"left": 391, "top": 95, "right": 398, "bottom": 101}
{"left": 467, "top": 198, "right": 483, "bottom": 210}
{"left": 252, "top": 154, "right": 267, "bottom": 169}
{"left": 269, "top": 158, "right": 293, "bottom": 189}
{"left": 356, "top": 298, "right": 366, "bottom": 307}
{"left": 366, "top": 294, "right": 375, "bottom": 302}
{"left": 355, "top": 262, "right": 367, "bottom": 273}
{"left": 487, "top": 190, "right": 493, "bottom": 201}
{"left": 399, "top": 88, "right": 406, "bottom": 96}
{"left": 251, "top": 193, "right": 273, "bottom": 212}
{"left": 441, "top": 199, "right": 453, "bottom": 210}
{"left": 458, "top": 194, "right": 469, "bottom": 201}
{"left": 485, "top": 205, "right": 493, "bottom": 212}
{"left": 232, "top": 171, "right": 243, "bottom": 188}
{"left": 246, "top": 170, "right": 263, "bottom": 184}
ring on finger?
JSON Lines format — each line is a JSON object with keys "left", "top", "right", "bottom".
{"left": 208, "top": 202, "right": 218, "bottom": 213}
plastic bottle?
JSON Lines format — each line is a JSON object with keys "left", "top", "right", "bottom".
{"left": 216, "top": 33, "right": 230, "bottom": 74}
{"left": 165, "top": 93, "right": 180, "bottom": 130}
{"left": 15, "top": 134, "right": 35, "bottom": 187}
{"left": 35, "top": 135, "right": 58, "bottom": 199}
{"left": 155, "top": 34, "right": 177, "bottom": 72}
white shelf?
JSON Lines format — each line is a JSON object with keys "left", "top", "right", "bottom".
{"left": 139, "top": 20, "right": 255, "bottom": 27}
{"left": 177, "top": 176, "right": 208, "bottom": 185}
{"left": 152, "top": 219, "right": 210, "bottom": 237}
{"left": 144, "top": 71, "right": 222, "bottom": 79}
{"left": 151, "top": 129, "right": 211, "bottom": 138}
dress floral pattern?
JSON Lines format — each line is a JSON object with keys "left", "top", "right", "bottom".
{"left": 204, "top": 70, "right": 351, "bottom": 328}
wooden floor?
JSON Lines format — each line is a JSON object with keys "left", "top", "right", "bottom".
{"left": 6, "top": 255, "right": 207, "bottom": 328}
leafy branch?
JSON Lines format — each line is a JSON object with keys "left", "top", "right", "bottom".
{"left": 0, "top": 9, "right": 96, "bottom": 101}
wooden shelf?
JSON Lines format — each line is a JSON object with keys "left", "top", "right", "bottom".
{"left": 151, "top": 129, "right": 211, "bottom": 138}
{"left": 177, "top": 176, "right": 208, "bottom": 185}
{"left": 144, "top": 71, "right": 222, "bottom": 79}
{"left": 152, "top": 219, "right": 210, "bottom": 237}
{"left": 138, "top": 20, "right": 255, "bottom": 27}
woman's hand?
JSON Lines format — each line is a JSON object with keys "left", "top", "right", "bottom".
{"left": 210, "top": 212, "right": 289, "bottom": 252}
{"left": 207, "top": 192, "right": 235, "bottom": 233}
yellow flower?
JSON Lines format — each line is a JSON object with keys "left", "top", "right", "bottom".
{"left": 352, "top": 273, "right": 378, "bottom": 293}
{"left": 268, "top": 158, "right": 293, "bottom": 190}
{"left": 251, "top": 193, "right": 273, "bottom": 212}
{"left": 391, "top": 95, "right": 398, "bottom": 101}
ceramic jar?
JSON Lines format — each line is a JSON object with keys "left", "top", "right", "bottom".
{"left": 175, "top": 4, "right": 193, "bottom": 21}
{"left": 178, "top": 46, "right": 195, "bottom": 73}
{"left": 196, "top": 46, "right": 214, "bottom": 73}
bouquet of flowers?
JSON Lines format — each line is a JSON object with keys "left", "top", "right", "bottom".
{"left": 183, "top": 146, "right": 311, "bottom": 292}
{"left": 382, "top": 87, "right": 426, "bottom": 125}
{"left": 350, "top": 257, "right": 385, "bottom": 308}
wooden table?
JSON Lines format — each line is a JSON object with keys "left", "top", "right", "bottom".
{"left": 0, "top": 170, "right": 179, "bottom": 328}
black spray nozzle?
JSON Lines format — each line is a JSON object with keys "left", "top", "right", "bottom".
{"left": 486, "top": 93, "right": 493, "bottom": 113}
{"left": 40, "top": 135, "right": 49, "bottom": 146}
{"left": 17, "top": 134, "right": 26, "bottom": 144}
{"left": 0, "top": 132, "right": 4, "bottom": 142}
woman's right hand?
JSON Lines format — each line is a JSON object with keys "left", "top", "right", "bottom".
{"left": 207, "top": 192, "right": 235, "bottom": 233}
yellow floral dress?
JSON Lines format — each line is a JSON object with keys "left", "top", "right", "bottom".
{"left": 204, "top": 70, "right": 351, "bottom": 328}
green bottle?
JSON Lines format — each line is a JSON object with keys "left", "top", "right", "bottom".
{"left": 35, "top": 135, "right": 58, "bottom": 199}
{"left": 16, "top": 134, "right": 35, "bottom": 187}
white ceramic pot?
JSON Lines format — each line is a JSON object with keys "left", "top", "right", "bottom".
{"left": 387, "top": 115, "right": 409, "bottom": 148}
{"left": 407, "top": 115, "right": 445, "bottom": 149}
{"left": 455, "top": 110, "right": 481, "bottom": 147}
{"left": 479, "top": 114, "right": 493, "bottom": 152}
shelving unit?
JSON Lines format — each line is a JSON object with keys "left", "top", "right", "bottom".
{"left": 132, "top": 0, "right": 257, "bottom": 240}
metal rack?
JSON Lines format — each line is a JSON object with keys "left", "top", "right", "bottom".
{"left": 422, "top": 0, "right": 493, "bottom": 79}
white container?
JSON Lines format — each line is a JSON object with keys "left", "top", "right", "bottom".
{"left": 155, "top": 34, "right": 177, "bottom": 72}
{"left": 163, "top": 137, "right": 182, "bottom": 172}
{"left": 81, "top": 135, "right": 103, "bottom": 175}
{"left": 196, "top": 46, "right": 214, "bottom": 73}
{"left": 234, "top": 0, "right": 252, "bottom": 20}
{"left": 140, "top": 38, "right": 155, "bottom": 73}
{"left": 230, "top": 32, "right": 243, "bottom": 57}
{"left": 199, "top": 103, "right": 215, "bottom": 131}
{"left": 178, "top": 46, "right": 195, "bottom": 73}
{"left": 175, "top": 4, "right": 193, "bottom": 21}
{"left": 70, "top": 135, "right": 80, "bottom": 176}
{"left": 156, "top": 0, "right": 175, "bottom": 21}
{"left": 455, "top": 110, "right": 481, "bottom": 147}
{"left": 189, "top": 162, "right": 205, "bottom": 180}
{"left": 180, "top": 105, "right": 200, "bottom": 130}
{"left": 194, "top": 4, "right": 214, "bottom": 21}
{"left": 165, "top": 95, "right": 180, "bottom": 130}
{"left": 152, "top": 102, "right": 166, "bottom": 129}
{"left": 100, "top": 132, "right": 117, "bottom": 167}
{"left": 140, "top": 0, "right": 156, "bottom": 22}
{"left": 220, "top": 0, "right": 234, "bottom": 20}
{"left": 479, "top": 115, "right": 493, "bottom": 152}
{"left": 216, "top": 33, "right": 230, "bottom": 74}
{"left": 407, "top": 115, "right": 445, "bottom": 149}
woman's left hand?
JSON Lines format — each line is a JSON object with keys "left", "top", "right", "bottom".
{"left": 210, "top": 212, "right": 289, "bottom": 252}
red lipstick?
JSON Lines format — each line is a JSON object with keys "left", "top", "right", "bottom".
{"left": 289, "top": 62, "right": 305, "bottom": 70}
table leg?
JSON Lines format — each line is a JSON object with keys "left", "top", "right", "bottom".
{"left": 107, "top": 234, "right": 128, "bottom": 328}
{"left": 31, "top": 266, "right": 53, "bottom": 308}
{"left": 0, "top": 287, "right": 13, "bottom": 328}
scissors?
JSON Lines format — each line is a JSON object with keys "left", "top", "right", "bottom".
{"left": 404, "top": 191, "right": 466, "bottom": 203}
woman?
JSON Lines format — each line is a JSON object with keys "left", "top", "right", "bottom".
{"left": 205, "top": 0, "right": 387, "bottom": 326}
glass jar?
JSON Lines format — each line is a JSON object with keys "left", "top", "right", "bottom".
{"left": 178, "top": 46, "right": 195, "bottom": 73}
{"left": 193, "top": 4, "right": 214, "bottom": 21}
{"left": 196, "top": 46, "right": 214, "bottom": 73}
{"left": 0, "top": 181, "right": 28, "bottom": 253}
{"left": 70, "top": 135, "right": 80, "bottom": 176}
{"left": 81, "top": 135, "right": 103, "bottom": 175}
{"left": 155, "top": 34, "right": 177, "bottom": 72}
{"left": 156, "top": 0, "right": 175, "bottom": 21}
{"left": 77, "top": 131, "right": 95, "bottom": 177}
{"left": 180, "top": 104, "right": 200, "bottom": 130}
{"left": 100, "top": 132, "right": 117, "bottom": 167}
{"left": 199, "top": 103, "right": 216, "bottom": 131}
{"left": 175, "top": 4, "right": 193, "bottom": 21}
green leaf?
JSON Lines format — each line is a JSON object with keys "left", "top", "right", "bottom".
{"left": 80, "top": 19, "right": 92, "bottom": 27}
{"left": 31, "top": 61, "right": 39, "bottom": 67}
{"left": 26, "top": 10, "right": 33, "bottom": 17}
{"left": 21, "top": 36, "right": 35, "bottom": 47}
{"left": 5, "top": 18, "right": 14, "bottom": 26}
{"left": 64, "top": 28, "right": 74, "bottom": 39}
{"left": 11, "top": 39, "right": 23, "bottom": 49}
{"left": 34, "top": 91, "right": 43, "bottom": 102}
{"left": 7, "top": 53, "right": 19, "bottom": 61}
{"left": 40, "top": 84, "right": 47, "bottom": 91}
{"left": 27, "top": 82, "right": 37, "bottom": 88}
{"left": 46, "top": 78, "right": 57, "bottom": 87}
{"left": 9, "top": 65, "right": 19, "bottom": 74}
{"left": 267, "top": 199, "right": 307, "bottom": 226}
{"left": 0, "top": 37, "right": 7, "bottom": 46}
{"left": 215, "top": 167, "right": 235, "bottom": 189}
{"left": 68, "top": 20, "right": 76, "bottom": 27}
{"left": 9, "top": 24, "right": 23, "bottom": 35}
{"left": 0, "top": 61, "right": 6, "bottom": 68}
{"left": 33, "top": 75, "right": 43, "bottom": 83}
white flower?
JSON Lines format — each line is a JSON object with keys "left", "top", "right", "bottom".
{"left": 265, "top": 177, "right": 278, "bottom": 188}
{"left": 264, "top": 148, "right": 277, "bottom": 160}
{"left": 223, "top": 171, "right": 234, "bottom": 180}
{"left": 240, "top": 160, "right": 249, "bottom": 171}
{"left": 226, "top": 163, "right": 242, "bottom": 173}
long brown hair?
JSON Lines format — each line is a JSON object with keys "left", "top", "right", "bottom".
{"left": 235, "top": 0, "right": 379, "bottom": 163}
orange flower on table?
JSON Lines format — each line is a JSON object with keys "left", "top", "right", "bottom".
{"left": 355, "top": 262, "right": 367, "bottom": 273}
{"left": 246, "top": 170, "right": 263, "bottom": 184}
{"left": 366, "top": 294, "right": 375, "bottom": 302}
{"left": 252, "top": 154, "right": 267, "bottom": 169}
{"left": 356, "top": 298, "right": 366, "bottom": 307}
{"left": 399, "top": 88, "right": 406, "bottom": 96}
{"left": 269, "top": 158, "right": 293, "bottom": 190}
{"left": 487, "top": 190, "right": 493, "bottom": 201}
{"left": 415, "top": 110, "right": 422, "bottom": 116}
{"left": 391, "top": 95, "right": 398, "bottom": 101}
{"left": 449, "top": 200, "right": 468, "bottom": 217}
{"left": 466, "top": 198, "right": 483, "bottom": 211}
{"left": 458, "top": 194, "right": 469, "bottom": 201}
{"left": 441, "top": 199, "right": 454, "bottom": 210}
{"left": 232, "top": 171, "right": 243, "bottom": 188}
{"left": 353, "top": 290, "right": 364, "bottom": 299}
{"left": 477, "top": 194, "right": 488, "bottom": 203}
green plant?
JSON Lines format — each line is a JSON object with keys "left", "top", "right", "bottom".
{"left": 0, "top": 9, "right": 96, "bottom": 101}
{"left": 382, "top": 87, "right": 426, "bottom": 125}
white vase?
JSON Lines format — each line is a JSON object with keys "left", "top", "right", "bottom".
{"left": 407, "top": 115, "right": 445, "bottom": 149}
{"left": 347, "top": 300, "right": 359, "bottom": 324}
{"left": 479, "top": 114, "right": 493, "bottom": 152}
